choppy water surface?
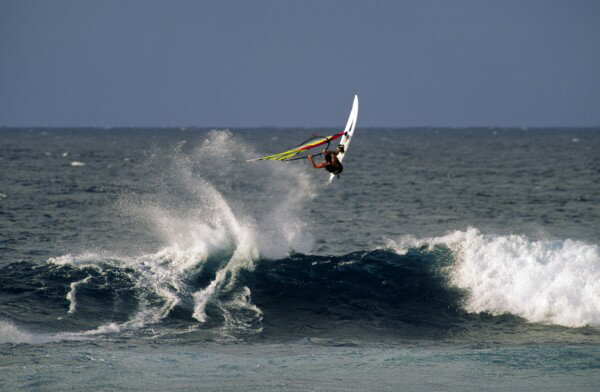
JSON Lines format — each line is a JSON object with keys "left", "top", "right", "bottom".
{"left": 1, "top": 128, "right": 599, "bottom": 390}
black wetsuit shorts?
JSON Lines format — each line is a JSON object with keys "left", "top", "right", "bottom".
{"left": 326, "top": 164, "right": 343, "bottom": 176}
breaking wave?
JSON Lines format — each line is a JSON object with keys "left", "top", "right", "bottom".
{"left": 2, "top": 131, "right": 599, "bottom": 345}
{"left": 0, "top": 130, "right": 318, "bottom": 343}
{"left": 387, "top": 228, "right": 600, "bottom": 328}
{"left": 2, "top": 228, "right": 599, "bottom": 345}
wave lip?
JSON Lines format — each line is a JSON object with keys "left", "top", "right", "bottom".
{"left": 388, "top": 228, "right": 600, "bottom": 328}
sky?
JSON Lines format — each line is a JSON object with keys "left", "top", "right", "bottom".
{"left": 1, "top": 0, "right": 599, "bottom": 127}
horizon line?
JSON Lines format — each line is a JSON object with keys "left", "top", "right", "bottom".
{"left": 2, "top": 125, "right": 600, "bottom": 130}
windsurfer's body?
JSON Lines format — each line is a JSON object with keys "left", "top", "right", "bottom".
{"left": 308, "top": 146, "right": 344, "bottom": 175}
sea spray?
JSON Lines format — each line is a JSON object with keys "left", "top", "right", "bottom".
{"left": 44, "top": 131, "right": 317, "bottom": 337}
{"left": 129, "top": 131, "right": 315, "bottom": 329}
{"left": 0, "top": 320, "right": 57, "bottom": 345}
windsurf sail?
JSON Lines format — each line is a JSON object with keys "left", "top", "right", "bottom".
{"left": 247, "top": 131, "right": 345, "bottom": 162}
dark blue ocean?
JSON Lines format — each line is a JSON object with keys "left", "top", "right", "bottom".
{"left": 1, "top": 128, "right": 599, "bottom": 391}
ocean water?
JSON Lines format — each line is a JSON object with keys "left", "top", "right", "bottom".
{"left": 1, "top": 127, "right": 599, "bottom": 391}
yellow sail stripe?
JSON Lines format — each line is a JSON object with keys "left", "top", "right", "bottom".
{"left": 248, "top": 132, "right": 344, "bottom": 162}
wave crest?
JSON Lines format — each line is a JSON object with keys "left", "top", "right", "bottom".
{"left": 387, "top": 228, "right": 600, "bottom": 327}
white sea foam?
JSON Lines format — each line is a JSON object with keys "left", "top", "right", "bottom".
{"left": 66, "top": 276, "right": 92, "bottom": 314}
{"left": 387, "top": 228, "right": 600, "bottom": 328}
{"left": 0, "top": 320, "right": 57, "bottom": 344}
{"left": 49, "top": 252, "right": 117, "bottom": 267}
{"left": 0, "top": 319, "right": 140, "bottom": 344}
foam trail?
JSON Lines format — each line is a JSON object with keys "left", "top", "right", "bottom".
{"left": 0, "top": 320, "right": 57, "bottom": 345}
{"left": 49, "top": 252, "right": 114, "bottom": 267}
{"left": 388, "top": 228, "right": 600, "bottom": 327}
{"left": 66, "top": 276, "right": 92, "bottom": 314}
{"left": 193, "top": 269, "right": 227, "bottom": 322}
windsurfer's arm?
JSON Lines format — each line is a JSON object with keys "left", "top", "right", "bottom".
{"left": 308, "top": 155, "right": 326, "bottom": 169}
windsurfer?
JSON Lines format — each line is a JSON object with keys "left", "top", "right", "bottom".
{"left": 308, "top": 145, "right": 344, "bottom": 175}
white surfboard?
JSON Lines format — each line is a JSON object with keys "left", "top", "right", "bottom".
{"left": 330, "top": 95, "right": 359, "bottom": 183}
